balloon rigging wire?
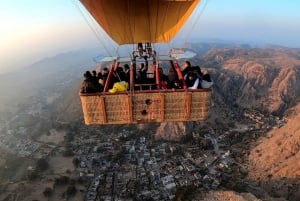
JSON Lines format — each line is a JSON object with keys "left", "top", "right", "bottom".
{"left": 180, "top": 0, "right": 209, "bottom": 49}
{"left": 71, "top": 0, "right": 115, "bottom": 57}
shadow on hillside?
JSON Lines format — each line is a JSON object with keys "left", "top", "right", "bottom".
{"left": 238, "top": 177, "right": 300, "bottom": 201}
{"left": 224, "top": 130, "right": 300, "bottom": 201}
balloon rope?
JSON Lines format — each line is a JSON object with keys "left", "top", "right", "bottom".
{"left": 180, "top": 0, "right": 210, "bottom": 49}
{"left": 71, "top": 0, "right": 116, "bottom": 57}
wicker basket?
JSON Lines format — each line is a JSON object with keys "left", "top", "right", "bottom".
{"left": 79, "top": 89, "right": 211, "bottom": 125}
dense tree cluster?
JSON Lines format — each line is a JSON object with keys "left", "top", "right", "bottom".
{"left": 36, "top": 158, "right": 48, "bottom": 172}
{"left": 72, "top": 157, "right": 80, "bottom": 168}
{"left": 54, "top": 176, "right": 70, "bottom": 186}
{"left": 43, "top": 187, "right": 53, "bottom": 197}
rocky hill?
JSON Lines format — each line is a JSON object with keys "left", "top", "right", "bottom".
{"left": 199, "top": 47, "right": 300, "bottom": 116}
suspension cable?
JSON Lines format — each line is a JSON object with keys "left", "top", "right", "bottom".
{"left": 71, "top": 0, "right": 116, "bottom": 57}
{"left": 180, "top": 0, "right": 210, "bottom": 48}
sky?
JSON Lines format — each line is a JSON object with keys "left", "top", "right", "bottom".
{"left": 1, "top": 0, "right": 300, "bottom": 73}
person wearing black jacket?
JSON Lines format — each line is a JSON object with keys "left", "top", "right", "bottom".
{"left": 80, "top": 71, "right": 98, "bottom": 93}
{"left": 182, "top": 60, "right": 192, "bottom": 76}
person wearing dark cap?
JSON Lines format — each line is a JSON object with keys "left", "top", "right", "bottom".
{"left": 99, "top": 67, "right": 109, "bottom": 87}
{"left": 97, "top": 71, "right": 104, "bottom": 91}
{"left": 115, "top": 67, "right": 126, "bottom": 82}
{"left": 185, "top": 72, "right": 200, "bottom": 89}
{"left": 182, "top": 60, "right": 192, "bottom": 76}
{"left": 91, "top": 70, "right": 100, "bottom": 90}
{"left": 136, "top": 62, "right": 148, "bottom": 84}
{"left": 80, "top": 71, "right": 98, "bottom": 93}
{"left": 201, "top": 73, "right": 213, "bottom": 88}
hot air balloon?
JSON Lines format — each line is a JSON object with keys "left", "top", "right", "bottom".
{"left": 78, "top": 0, "right": 211, "bottom": 125}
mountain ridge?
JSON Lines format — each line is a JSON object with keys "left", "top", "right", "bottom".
{"left": 199, "top": 47, "right": 300, "bottom": 116}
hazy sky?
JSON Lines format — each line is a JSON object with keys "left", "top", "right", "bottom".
{"left": 1, "top": 0, "right": 300, "bottom": 73}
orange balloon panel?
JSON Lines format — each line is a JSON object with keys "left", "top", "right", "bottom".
{"left": 80, "top": 0, "right": 200, "bottom": 45}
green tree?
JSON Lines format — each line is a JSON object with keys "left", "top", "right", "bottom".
{"left": 43, "top": 187, "right": 53, "bottom": 197}
{"left": 63, "top": 147, "right": 74, "bottom": 157}
{"left": 72, "top": 157, "right": 80, "bottom": 168}
{"left": 36, "top": 158, "right": 48, "bottom": 172}
{"left": 54, "top": 176, "right": 70, "bottom": 185}
{"left": 27, "top": 170, "right": 38, "bottom": 181}
{"left": 65, "top": 185, "right": 77, "bottom": 198}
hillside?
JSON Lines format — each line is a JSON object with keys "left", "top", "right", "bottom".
{"left": 0, "top": 48, "right": 101, "bottom": 135}
{"left": 247, "top": 103, "right": 300, "bottom": 200}
{"left": 199, "top": 47, "right": 300, "bottom": 116}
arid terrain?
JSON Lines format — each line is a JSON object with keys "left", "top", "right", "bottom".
{"left": 0, "top": 44, "right": 300, "bottom": 200}
{"left": 246, "top": 103, "right": 300, "bottom": 200}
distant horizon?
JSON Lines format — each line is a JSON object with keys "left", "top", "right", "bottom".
{"left": 0, "top": 39, "right": 298, "bottom": 75}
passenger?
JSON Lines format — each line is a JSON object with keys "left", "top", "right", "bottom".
{"left": 97, "top": 72, "right": 104, "bottom": 91}
{"left": 91, "top": 70, "right": 99, "bottom": 88}
{"left": 99, "top": 67, "right": 109, "bottom": 87}
{"left": 185, "top": 72, "right": 200, "bottom": 89}
{"left": 108, "top": 81, "right": 128, "bottom": 93}
{"left": 92, "top": 70, "right": 97, "bottom": 78}
{"left": 137, "top": 42, "right": 143, "bottom": 57}
{"left": 169, "top": 78, "right": 182, "bottom": 89}
{"left": 124, "top": 64, "right": 130, "bottom": 83}
{"left": 114, "top": 67, "right": 126, "bottom": 82}
{"left": 158, "top": 67, "right": 169, "bottom": 89}
{"left": 201, "top": 74, "right": 213, "bottom": 88}
{"left": 80, "top": 71, "right": 98, "bottom": 93}
{"left": 192, "top": 65, "right": 204, "bottom": 79}
{"left": 109, "top": 67, "right": 129, "bottom": 93}
{"left": 167, "top": 67, "right": 176, "bottom": 84}
{"left": 136, "top": 62, "right": 148, "bottom": 83}
{"left": 182, "top": 60, "right": 192, "bottom": 76}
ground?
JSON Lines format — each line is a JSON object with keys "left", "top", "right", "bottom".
{"left": 0, "top": 153, "right": 85, "bottom": 201}
{"left": 198, "top": 191, "right": 261, "bottom": 201}
{"left": 1, "top": 104, "right": 300, "bottom": 200}
{"left": 37, "top": 129, "right": 66, "bottom": 144}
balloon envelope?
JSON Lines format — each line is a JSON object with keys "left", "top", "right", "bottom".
{"left": 80, "top": 0, "right": 200, "bottom": 45}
